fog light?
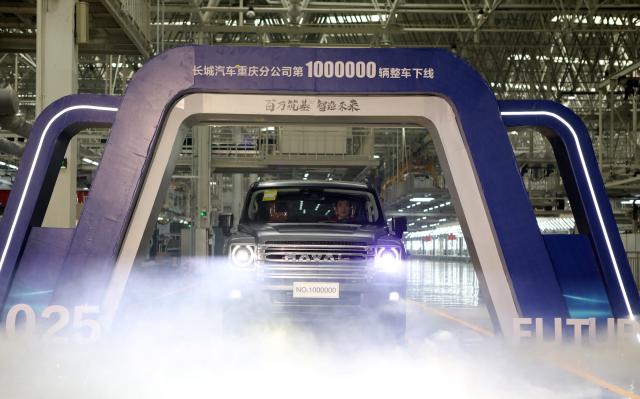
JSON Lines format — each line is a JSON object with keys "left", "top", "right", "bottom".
{"left": 229, "top": 289, "right": 242, "bottom": 300}
{"left": 389, "top": 291, "right": 400, "bottom": 301}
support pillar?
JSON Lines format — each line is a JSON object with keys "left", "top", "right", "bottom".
{"left": 37, "top": 0, "right": 79, "bottom": 227}
{"left": 194, "top": 126, "right": 211, "bottom": 257}
{"left": 633, "top": 88, "right": 638, "bottom": 162}
{"left": 232, "top": 174, "right": 243, "bottom": 226}
{"left": 598, "top": 90, "right": 603, "bottom": 171}
{"left": 230, "top": 128, "right": 245, "bottom": 224}
{"left": 608, "top": 81, "right": 615, "bottom": 165}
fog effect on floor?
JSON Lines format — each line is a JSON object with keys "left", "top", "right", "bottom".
{"left": 0, "top": 257, "right": 634, "bottom": 398}
{"left": 0, "top": 326, "right": 607, "bottom": 398}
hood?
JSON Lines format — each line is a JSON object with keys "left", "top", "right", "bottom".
{"left": 238, "top": 223, "right": 389, "bottom": 244}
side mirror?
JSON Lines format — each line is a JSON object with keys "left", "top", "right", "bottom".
{"left": 218, "top": 213, "right": 234, "bottom": 236}
{"left": 391, "top": 216, "right": 407, "bottom": 238}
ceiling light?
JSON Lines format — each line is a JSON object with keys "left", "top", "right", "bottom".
{"left": 82, "top": 157, "right": 99, "bottom": 166}
{"left": 410, "top": 197, "right": 433, "bottom": 202}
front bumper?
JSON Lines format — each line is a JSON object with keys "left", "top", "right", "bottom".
{"left": 220, "top": 265, "right": 406, "bottom": 321}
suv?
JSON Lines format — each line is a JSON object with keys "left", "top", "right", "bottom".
{"left": 222, "top": 180, "right": 408, "bottom": 337}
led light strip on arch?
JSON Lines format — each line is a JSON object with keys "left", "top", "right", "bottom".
{"left": 501, "top": 110, "right": 636, "bottom": 322}
{"left": 0, "top": 105, "right": 119, "bottom": 273}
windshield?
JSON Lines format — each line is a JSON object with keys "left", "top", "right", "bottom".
{"left": 243, "top": 187, "right": 382, "bottom": 225}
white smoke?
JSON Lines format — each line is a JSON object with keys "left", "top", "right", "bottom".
{"left": 0, "top": 258, "right": 628, "bottom": 398}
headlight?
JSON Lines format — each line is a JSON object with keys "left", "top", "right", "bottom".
{"left": 230, "top": 244, "right": 256, "bottom": 267}
{"left": 375, "top": 246, "right": 402, "bottom": 272}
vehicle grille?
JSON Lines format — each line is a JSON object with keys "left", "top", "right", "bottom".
{"left": 264, "top": 241, "right": 368, "bottom": 246}
{"left": 270, "top": 291, "right": 362, "bottom": 307}
{"left": 259, "top": 241, "right": 372, "bottom": 282}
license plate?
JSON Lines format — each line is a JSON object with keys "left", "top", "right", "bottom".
{"left": 292, "top": 282, "right": 340, "bottom": 299}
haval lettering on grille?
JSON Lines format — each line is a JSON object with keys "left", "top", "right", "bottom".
{"left": 283, "top": 254, "right": 345, "bottom": 262}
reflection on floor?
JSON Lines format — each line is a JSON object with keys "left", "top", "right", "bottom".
{"left": 404, "top": 257, "right": 496, "bottom": 339}
{"left": 406, "top": 257, "right": 481, "bottom": 307}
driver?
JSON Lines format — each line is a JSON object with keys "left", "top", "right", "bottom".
{"left": 329, "top": 199, "right": 354, "bottom": 223}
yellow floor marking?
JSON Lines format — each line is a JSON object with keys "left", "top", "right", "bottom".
{"left": 408, "top": 299, "right": 640, "bottom": 398}
{"left": 559, "top": 364, "right": 640, "bottom": 399}
{"left": 407, "top": 299, "right": 495, "bottom": 337}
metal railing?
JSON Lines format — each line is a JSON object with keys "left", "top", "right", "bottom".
{"left": 119, "top": 0, "right": 151, "bottom": 40}
{"left": 182, "top": 128, "right": 375, "bottom": 162}
{"left": 382, "top": 170, "right": 446, "bottom": 204}
{"left": 269, "top": 130, "right": 373, "bottom": 160}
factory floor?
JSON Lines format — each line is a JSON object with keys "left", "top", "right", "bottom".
{"left": 106, "top": 257, "right": 640, "bottom": 398}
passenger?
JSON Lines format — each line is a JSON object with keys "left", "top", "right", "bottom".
{"left": 267, "top": 202, "right": 288, "bottom": 222}
{"left": 328, "top": 199, "right": 354, "bottom": 223}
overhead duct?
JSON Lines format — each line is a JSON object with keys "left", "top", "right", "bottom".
{"left": 200, "top": 0, "right": 221, "bottom": 24}
{"left": 0, "top": 139, "right": 24, "bottom": 157}
{"left": 0, "top": 84, "right": 18, "bottom": 113}
{"left": 0, "top": 83, "right": 98, "bottom": 159}
{"left": 0, "top": 84, "right": 32, "bottom": 139}
{"left": 287, "top": 0, "right": 303, "bottom": 24}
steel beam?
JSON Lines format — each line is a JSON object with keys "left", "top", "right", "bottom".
{"left": 99, "top": 0, "right": 153, "bottom": 58}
